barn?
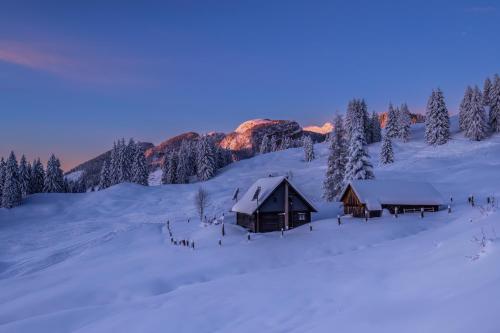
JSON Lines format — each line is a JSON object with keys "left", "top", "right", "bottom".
{"left": 339, "top": 180, "right": 445, "bottom": 218}
{"left": 231, "top": 176, "right": 317, "bottom": 232}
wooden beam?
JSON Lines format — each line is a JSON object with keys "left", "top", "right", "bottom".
{"left": 284, "top": 181, "right": 289, "bottom": 230}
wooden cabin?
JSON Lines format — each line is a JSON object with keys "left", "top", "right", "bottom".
{"left": 232, "top": 176, "right": 317, "bottom": 232}
{"left": 339, "top": 180, "right": 445, "bottom": 218}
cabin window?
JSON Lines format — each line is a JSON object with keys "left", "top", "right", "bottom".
{"left": 298, "top": 213, "right": 306, "bottom": 221}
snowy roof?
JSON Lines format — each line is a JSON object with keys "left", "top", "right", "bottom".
{"left": 341, "top": 180, "right": 445, "bottom": 210}
{"left": 231, "top": 176, "right": 317, "bottom": 215}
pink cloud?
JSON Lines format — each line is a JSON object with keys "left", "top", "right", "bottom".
{"left": 0, "top": 40, "right": 154, "bottom": 86}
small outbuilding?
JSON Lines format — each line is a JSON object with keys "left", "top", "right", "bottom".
{"left": 339, "top": 180, "right": 445, "bottom": 218}
{"left": 232, "top": 176, "right": 317, "bottom": 232}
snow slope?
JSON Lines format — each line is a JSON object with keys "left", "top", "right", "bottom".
{"left": 1, "top": 122, "right": 500, "bottom": 332}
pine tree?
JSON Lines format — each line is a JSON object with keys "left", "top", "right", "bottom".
{"left": 176, "top": 140, "right": 190, "bottom": 184}
{"left": 132, "top": 143, "right": 149, "bottom": 186}
{"left": 303, "top": 136, "right": 315, "bottom": 162}
{"left": 483, "top": 77, "right": 492, "bottom": 107}
{"left": 323, "top": 114, "right": 347, "bottom": 201}
{"left": 370, "top": 112, "right": 382, "bottom": 143}
{"left": 30, "top": 158, "right": 45, "bottom": 194}
{"left": 109, "top": 141, "right": 120, "bottom": 185}
{"left": 269, "top": 135, "right": 278, "bottom": 152}
{"left": 459, "top": 86, "right": 473, "bottom": 131}
{"left": 44, "top": 154, "right": 64, "bottom": 193}
{"left": 259, "top": 135, "right": 269, "bottom": 154}
{"left": 360, "top": 99, "right": 371, "bottom": 143}
{"left": 380, "top": 134, "right": 394, "bottom": 164}
{"left": 398, "top": 103, "right": 411, "bottom": 142}
{"left": 425, "top": 89, "right": 450, "bottom": 145}
{"left": 344, "top": 120, "right": 375, "bottom": 182}
{"left": 0, "top": 158, "right": 5, "bottom": 206}
{"left": 197, "top": 136, "right": 216, "bottom": 181}
{"left": 18, "top": 155, "right": 30, "bottom": 198}
{"left": 465, "top": 86, "right": 488, "bottom": 141}
{"left": 99, "top": 160, "right": 111, "bottom": 190}
{"left": 116, "top": 138, "right": 129, "bottom": 183}
{"left": 2, "top": 152, "right": 22, "bottom": 208}
{"left": 489, "top": 74, "right": 500, "bottom": 132}
{"left": 385, "top": 103, "right": 399, "bottom": 138}
{"left": 161, "top": 154, "right": 171, "bottom": 185}
{"left": 281, "top": 136, "right": 292, "bottom": 150}
{"left": 124, "top": 138, "right": 136, "bottom": 182}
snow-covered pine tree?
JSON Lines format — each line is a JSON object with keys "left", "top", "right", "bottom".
{"left": 2, "top": 151, "right": 22, "bottom": 208}
{"left": 360, "top": 99, "right": 371, "bottom": 143}
{"left": 385, "top": 103, "right": 399, "bottom": 138}
{"left": 489, "top": 74, "right": 500, "bottom": 132}
{"left": 459, "top": 86, "right": 473, "bottom": 132}
{"left": 281, "top": 136, "right": 292, "bottom": 150}
{"left": 380, "top": 134, "right": 394, "bottom": 164}
{"left": 259, "top": 135, "right": 269, "bottom": 154}
{"left": 370, "top": 112, "right": 382, "bottom": 143}
{"left": 124, "top": 138, "right": 136, "bottom": 182}
{"left": 0, "top": 158, "right": 5, "bottom": 206}
{"left": 269, "top": 135, "right": 278, "bottom": 152}
{"left": 176, "top": 141, "right": 190, "bottom": 184}
{"left": 196, "top": 136, "right": 216, "bottom": 181}
{"left": 161, "top": 154, "right": 170, "bottom": 185}
{"left": 323, "top": 114, "right": 347, "bottom": 201}
{"left": 465, "top": 86, "right": 488, "bottom": 141}
{"left": 30, "top": 158, "right": 45, "bottom": 194}
{"left": 483, "top": 77, "right": 492, "bottom": 107}
{"left": 116, "top": 138, "right": 130, "bottom": 183}
{"left": 18, "top": 155, "right": 30, "bottom": 198}
{"left": 344, "top": 118, "right": 375, "bottom": 182}
{"left": 98, "top": 160, "right": 111, "bottom": 190}
{"left": 345, "top": 99, "right": 361, "bottom": 141}
{"left": 132, "top": 143, "right": 149, "bottom": 186}
{"left": 43, "top": 154, "right": 64, "bottom": 193}
{"left": 425, "top": 89, "right": 450, "bottom": 145}
{"left": 109, "top": 141, "right": 120, "bottom": 185}
{"left": 303, "top": 136, "right": 315, "bottom": 162}
{"left": 398, "top": 103, "right": 412, "bottom": 142}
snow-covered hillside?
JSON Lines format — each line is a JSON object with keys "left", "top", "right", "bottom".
{"left": 1, "top": 123, "right": 500, "bottom": 332}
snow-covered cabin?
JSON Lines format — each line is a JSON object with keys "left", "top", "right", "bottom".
{"left": 339, "top": 180, "right": 445, "bottom": 218}
{"left": 231, "top": 176, "right": 317, "bottom": 232}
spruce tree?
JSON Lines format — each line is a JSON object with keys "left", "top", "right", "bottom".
{"left": 380, "top": 134, "right": 394, "bottom": 164}
{"left": 259, "top": 135, "right": 269, "bottom": 154}
{"left": 360, "top": 99, "right": 371, "bottom": 143}
{"left": 385, "top": 103, "right": 399, "bottom": 138}
{"left": 323, "top": 114, "right": 347, "bottom": 201}
{"left": 303, "top": 136, "right": 315, "bottom": 162}
{"left": 161, "top": 154, "right": 171, "bottom": 185}
{"left": 197, "top": 136, "right": 216, "bottom": 181}
{"left": 483, "top": 77, "right": 492, "bottom": 107}
{"left": 344, "top": 120, "right": 375, "bottom": 181}
{"left": 109, "top": 141, "right": 120, "bottom": 185}
{"left": 2, "top": 151, "right": 22, "bottom": 208}
{"left": 18, "top": 155, "right": 30, "bottom": 198}
{"left": 465, "top": 86, "right": 488, "bottom": 141}
{"left": 0, "top": 157, "right": 6, "bottom": 206}
{"left": 459, "top": 86, "right": 473, "bottom": 132}
{"left": 425, "top": 89, "right": 450, "bottom": 145}
{"left": 398, "top": 103, "right": 411, "bottom": 142}
{"left": 489, "top": 74, "right": 500, "bottom": 132}
{"left": 176, "top": 140, "right": 190, "bottom": 184}
{"left": 99, "top": 160, "right": 111, "bottom": 190}
{"left": 370, "top": 112, "right": 382, "bottom": 143}
{"left": 281, "top": 136, "right": 292, "bottom": 150}
{"left": 44, "top": 154, "right": 64, "bottom": 193}
{"left": 30, "top": 158, "right": 45, "bottom": 194}
{"left": 132, "top": 143, "right": 149, "bottom": 186}
{"left": 269, "top": 135, "right": 278, "bottom": 152}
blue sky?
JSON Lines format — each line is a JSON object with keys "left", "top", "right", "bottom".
{"left": 0, "top": 0, "right": 499, "bottom": 170}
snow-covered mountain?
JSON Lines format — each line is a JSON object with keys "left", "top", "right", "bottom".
{"left": 68, "top": 118, "right": 327, "bottom": 186}
{"left": 2, "top": 121, "right": 500, "bottom": 332}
